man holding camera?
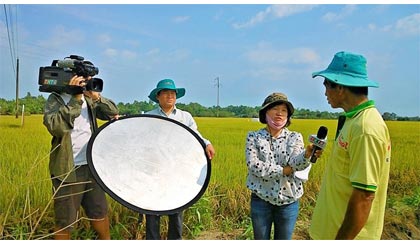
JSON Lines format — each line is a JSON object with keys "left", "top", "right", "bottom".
{"left": 43, "top": 62, "right": 119, "bottom": 239}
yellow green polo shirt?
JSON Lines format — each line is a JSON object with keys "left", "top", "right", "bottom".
{"left": 309, "top": 100, "right": 391, "bottom": 240}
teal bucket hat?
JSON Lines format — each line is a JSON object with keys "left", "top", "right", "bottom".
{"left": 148, "top": 79, "right": 186, "bottom": 103}
{"left": 312, "top": 51, "right": 379, "bottom": 87}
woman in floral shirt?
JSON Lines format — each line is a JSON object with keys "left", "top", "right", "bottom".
{"left": 245, "top": 92, "right": 322, "bottom": 240}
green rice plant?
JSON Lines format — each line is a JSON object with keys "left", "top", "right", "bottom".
{"left": 1, "top": 115, "right": 419, "bottom": 239}
{"left": 402, "top": 187, "right": 420, "bottom": 208}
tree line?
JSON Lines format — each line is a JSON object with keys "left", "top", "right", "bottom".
{"left": 0, "top": 92, "right": 418, "bottom": 121}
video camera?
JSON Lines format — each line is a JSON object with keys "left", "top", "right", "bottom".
{"left": 38, "top": 55, "right": 103, "bottom": 94}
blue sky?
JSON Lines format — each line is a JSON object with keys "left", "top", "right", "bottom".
{"left": 1, "top": 3, "right": 419, "bottom": 116}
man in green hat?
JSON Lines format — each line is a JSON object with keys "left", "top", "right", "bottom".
{"left": 309, "top": 51, "right": 391, "bottom": 239}
{"left": 144, "top": 78, "right": 216, "bottom": 240}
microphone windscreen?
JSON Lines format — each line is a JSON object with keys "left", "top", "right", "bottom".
{"left": 317, "top": 126, "right": 328, "bottom": 139}
{"left": 57, "top": 59, "right": 76, "bottom": 68}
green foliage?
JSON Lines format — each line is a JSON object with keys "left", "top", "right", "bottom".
{"left": 3, "top": 95, "right": 417, "bottom": 120}
{"left": 403, "top": 187, "right": 420, "bottom": 207}
{"left": 184, "top": 197, "right": 212, "bottom": 238}
{"left": 116, "top": 100, "right": 155, "bottom": 115}
{"left": 0, "top": 93, "right": 46, "bottom": 115}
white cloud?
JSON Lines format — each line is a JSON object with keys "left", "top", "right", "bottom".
{"left": 368, "top": 23, "right": 377, "bottom": 31}
{"left": 233, "top": 4, "right": 317, "bottom": 29}
{"left": 248, "top": 67, "right": 290, "bottom": 80}
{"left": 322, "top": 4, "right": 357, "bottom": 22}
{"left": 121, "top": 50, "right": 137, "bottom": 59}
{"left": 144, "top": 48, "right": 161, "bottom": 64}
{"left": 165, "top": 49, "right": 190, "bottom": 62}
{"left": 381, "top": 24, "right": 393, "bottom": 32}
{"left": 368, "top": 13, "right": 420, "bottom": 37}
{"left": 125, "top": 39, "right": 141, "bottom": 48}
{"left": 394, "top": 13, "right": 420, "bottom": 36}
{"left": 104, "top": 48, "right": 118, "bottom": 57}
{"left": 270, "top": 4, "right": 316, "bottom": 18}
{"left": 244, "top": 43, "right": 320, "bottom": 81}
{"left": 146, "top": 48, "right": 160, "bottom": 56}
{"left": 245, "top": 42, "right": 320, "bottom": 65}
{"left": 172, "top": 16, "right": 190, "bottom": 23}
{"left": 213, "top": 10, "right": 223, "bottom": 21}
{"left": 37, "top": 26, "right": 85, "bottom": 50}
{"left": 97, "top": 33, "right": 112, "bottom": 44}
{"left": 145, "top": 48, "right": 189, "bottom": 64}
{"left": 103, "top": 48, "right": 137, "bottom": 59}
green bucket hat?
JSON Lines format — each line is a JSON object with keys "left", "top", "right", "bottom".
{"left": 312, "top": 51, "right": 379, "bottom": 87}
{"left": 148, "top": 79, "right": 186, "bottom": 103}
{"left": 259, "top": 92, "right": 294, "bottom": 124}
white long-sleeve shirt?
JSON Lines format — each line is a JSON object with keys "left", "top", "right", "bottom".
{"left": 146, "top": 105, "right": 211, "bottom": 146}
{"left": 245, "top": 127, "right": 311, "bottom": 205}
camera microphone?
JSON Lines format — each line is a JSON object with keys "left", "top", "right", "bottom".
{"left": 308, "top": 126, "right": 328, "bottom": 163}
{"left": 57, "top": 59, "right": 80, "bottom": 69}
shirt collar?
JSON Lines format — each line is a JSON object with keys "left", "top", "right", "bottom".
{"left": 263, "top": 127, "right": 289, "bottom": 138}
{"left": 158, "top": 105, "right": 177, "bottom": 116}
{"left": 344, "top": 100, "right": 375, "bottom": 118}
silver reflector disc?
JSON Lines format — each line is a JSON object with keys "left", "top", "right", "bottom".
{"left": 87, "top": 115, "right": 211, "bottom": 215}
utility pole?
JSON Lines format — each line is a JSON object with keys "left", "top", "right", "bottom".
{"left": 215, "top": 77, "right": 220, "bottom": 108}
{"left": 214, "top": 77, "right": 221, "bottom": 117}
{"left": 15, "top": 58, "right": 19, "bottom": 118}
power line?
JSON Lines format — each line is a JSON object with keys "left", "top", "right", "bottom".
{"left": 7, "top": 4, "right": 17, "bottom": 61}
{"left": 2, "top": 4, "right": 20, "bottom": 118}
{"left": 3, "top": 4, "right": 17, "bottom": 77}
{"left": 13, "top": 5, "right": 18, "bottom": 60}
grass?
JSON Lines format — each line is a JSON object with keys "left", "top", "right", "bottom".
{"left": 1, "top": 115, "right": 419, "bottom": 239}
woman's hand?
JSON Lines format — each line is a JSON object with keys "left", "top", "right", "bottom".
{"left": 305, "top": 144, "right": 324, "bottom": 160}
{"left": 283, "top": 166, "right": 293, "bottom": 176}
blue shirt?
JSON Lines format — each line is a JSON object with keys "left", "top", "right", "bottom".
{"left": 146, "top": 105, "right": 211, "bottom": 146}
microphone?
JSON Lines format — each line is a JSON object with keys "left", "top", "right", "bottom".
{"left": 308, "top": 126, "right": 328, "bottom": 163}
{"left": 57, "top": 59, "right": 75, "bottom": 68}
{"left": 57, "top": 59, "right": 81, "bottom": 69}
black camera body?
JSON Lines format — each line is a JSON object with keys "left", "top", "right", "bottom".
{"left": 38, "top": 55, "right": 103, "bottom": 94}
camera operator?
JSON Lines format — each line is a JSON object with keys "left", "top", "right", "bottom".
{"left": 43, "top": 69, "right": 119, "bottom": 239}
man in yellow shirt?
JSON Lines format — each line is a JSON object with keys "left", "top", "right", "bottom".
{"left": 309, "top": 51, "right": 391, "bottom": 239}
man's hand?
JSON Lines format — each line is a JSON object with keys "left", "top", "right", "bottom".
{"left": 205, "top": 144, "right": 216, "bottom": 160}
{"left": 335, "top": 188, "right": 375, "bottom": 239}
{"left": 69, "top": 75, "right": 86, "bottom": 101}
{"left": 84, "top": 90, "right": 101, "bottom": 102}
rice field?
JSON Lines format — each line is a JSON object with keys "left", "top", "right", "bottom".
{"left": 0, "top": 115, "right": 419, "bottom": 239}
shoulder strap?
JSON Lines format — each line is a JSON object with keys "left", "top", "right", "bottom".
{"left": 335, "top": 115, "right": 346, "bottom": 140}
